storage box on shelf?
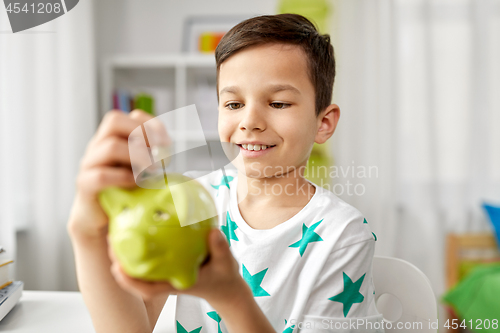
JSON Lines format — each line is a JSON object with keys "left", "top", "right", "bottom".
{"left": 101, "top": 54, "right": 224, "bottom": 173}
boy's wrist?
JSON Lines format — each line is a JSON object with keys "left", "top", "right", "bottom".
{"left": 67, "top": 216, "right": 108, "bottom": 244}
{"left": 209, "top": 277, "right": 254, "bottom": 315}
{"left": 209, "top": 278, "right": 276, "bottom": 333}
{"left": 67, "top": 193, "right": 109, "bottom": 241}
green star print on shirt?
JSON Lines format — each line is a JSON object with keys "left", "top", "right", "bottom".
{"left": 283, "top": 319, "right": 296, "bottom": 333}
{"left": 289, "top": 219, "right": 324, "bottom": 256}
{"left": 363, "top": 218, "right": 377, "bottom": 241}
{"left": 328, "top": 272, "right": 366, "bottom": 317}
{"left": 211, "top": 175, "right": 234, "bottom": 195}
{"left": 176, "top": 321, "right": 202, "bottom": 333}
{"left": 207, "top": 311, "right": 223, "bottom": 333}
{"left": 242, "top": 264, "right": 271, "bottom": 297}
{"left": 220, "top": 211, "right": 239, "bottom": 246}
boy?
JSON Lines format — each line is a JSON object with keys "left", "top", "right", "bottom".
{"left": 68, "top": 14, "right": 384, "bottom": 333}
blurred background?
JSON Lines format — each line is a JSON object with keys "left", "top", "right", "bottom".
{"left": 1, "top": 0, "right": 499, "bottom": 331}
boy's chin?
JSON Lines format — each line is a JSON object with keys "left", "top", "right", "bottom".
{"left": 236, "top": 163, "right": 298, "bottom": 179}
{"left": 234, "top": 163, "right": 271, "bottom": 179}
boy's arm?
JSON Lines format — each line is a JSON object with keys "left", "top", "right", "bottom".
{"left": 214, "top": 287, "right": 276, "bottom": 333}
{"left": 67, "top": 109, "right": 171, "bottom": 332}
{"left": 109, "top": 228, "right": 276, "bottom": 333}
{"left": 144, "top": 293, "right": 170, "bottom": 331}
{"left": 180, "top": 230, "right": 276, "bottom": 333}
{"left": 69, "top": 222, "right": 168, "bottom": 333}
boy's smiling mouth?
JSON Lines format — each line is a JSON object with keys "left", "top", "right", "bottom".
{"left": 237, "top": 143, "right": 276, "bottom": 151}
{"left": 235, "top": 142, "right": 277, "bottom": 157}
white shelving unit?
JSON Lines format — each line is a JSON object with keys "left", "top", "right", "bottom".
{"left": 101, "top": 54, "right": 225, "bottom": 173}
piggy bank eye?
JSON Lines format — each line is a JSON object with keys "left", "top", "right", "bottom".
{"left": 153, "top": 210, "right": 170, "bottom": 222}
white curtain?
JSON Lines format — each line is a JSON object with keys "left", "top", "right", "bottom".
{"left": 330, "top": 0, "right": 500, "bottom": 298}
{"left": 0, "top": 0, "right": 96, "bottom": 290}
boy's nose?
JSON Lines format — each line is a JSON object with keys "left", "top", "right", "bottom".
{"left": 238, "top": 105, "right": 266, "bottom": 132}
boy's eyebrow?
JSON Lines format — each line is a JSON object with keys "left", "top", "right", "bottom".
{"left": 219, "top": 84, "right": 301, "bottom": 96}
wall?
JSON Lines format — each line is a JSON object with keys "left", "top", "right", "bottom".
{"left": 94, "top": 0, "right": 278, "bottom": 57}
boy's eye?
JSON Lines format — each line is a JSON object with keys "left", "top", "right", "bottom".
{"left": 226, "top": 102, "right": 243, "bottom": 110}
{"left": 270, "top": 102, "right": 290, "bottom": 109}
{"left": 225, "top": 102, "right": 290, "bottom": 110}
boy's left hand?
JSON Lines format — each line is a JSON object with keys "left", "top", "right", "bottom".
{"left": 109, "top": 228, "right": 252, "bottom": 309}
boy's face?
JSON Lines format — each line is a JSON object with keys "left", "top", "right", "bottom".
{"left": 218, "top": 43, "right": 325, "bottom": 178}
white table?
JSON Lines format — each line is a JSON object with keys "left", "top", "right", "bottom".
{"left": 0, "top": 291, "right": 176, "bottom": 333}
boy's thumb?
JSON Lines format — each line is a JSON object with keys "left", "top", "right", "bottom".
{"left": 209, "top": 229, "right": 229, "bottom": 258}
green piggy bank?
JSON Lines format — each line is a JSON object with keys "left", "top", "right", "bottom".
{"left": 98, "top": 173, "right": 217, "bottom": 290}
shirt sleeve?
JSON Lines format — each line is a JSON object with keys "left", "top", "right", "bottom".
{"left": 297, "top": 240, "right": 385, "bottom": 333}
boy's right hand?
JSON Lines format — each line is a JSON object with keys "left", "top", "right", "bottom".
{"left": 68, "top": 109, "right": 161, "bottom": 240}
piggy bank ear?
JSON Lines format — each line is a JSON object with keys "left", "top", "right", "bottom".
{"left": 98, "top": 187, "right": 133, "bottom": 218}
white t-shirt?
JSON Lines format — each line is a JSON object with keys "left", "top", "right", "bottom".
{"left": 175, "top": 168, "right": 384, "bottom": 333}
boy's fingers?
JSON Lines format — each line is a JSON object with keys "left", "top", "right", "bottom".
{"left": 107, "top": 241, "right": 118, "bottom": 264}
{"left": 77, "top": 166, "right": 136, "bottom": 195}
{"left": 94, "top": 110, "right": 141, "bottom": 143}
{"left": 94, "top": 110, "right": 150, "bottom": 144}
{"left": 112, "top": 264, "right": 176, "bottom": 300}
{"left": 129, "top": 109, "right": 154, "bottom": 122}
{"left": 130, "top": 109, "right": 171, "bottom": 148}
{"left": 209, "top": 229, "right": 230, "bottom": 260}
{"left": 89, "top": 110, "right": 171, "bottom": 174}
{"left": 81, "top": 137, "right": 131, "bottom": 169}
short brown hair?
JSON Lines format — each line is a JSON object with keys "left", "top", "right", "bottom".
{"left": 215, "top": 13, "right": 335, "bottom": 117}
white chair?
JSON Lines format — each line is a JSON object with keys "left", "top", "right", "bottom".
{"left": 372, "top": 256, "right": 438, "bottom": 333}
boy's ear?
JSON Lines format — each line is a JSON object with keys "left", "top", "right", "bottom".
{"left": 98, "top": 187, "right": 133, "bottom": 217}
{"left": 315, "top": 104, "right": 340, "bottom": 144}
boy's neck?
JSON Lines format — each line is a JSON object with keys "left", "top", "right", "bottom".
{"left": 235, "top": 168, "right": 316, "bottom": 229}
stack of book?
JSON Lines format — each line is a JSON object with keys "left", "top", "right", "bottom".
{"left": 0, "top": 247, "right": 23, "bottom": 321}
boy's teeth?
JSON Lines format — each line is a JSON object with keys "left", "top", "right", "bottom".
{"left": 241, "top": 144, "right": 271, "bottom": 151}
